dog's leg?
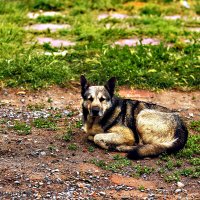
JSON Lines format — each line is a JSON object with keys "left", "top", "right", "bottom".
{"left": 94, "top": 133, "right": 133, "bottom": 150}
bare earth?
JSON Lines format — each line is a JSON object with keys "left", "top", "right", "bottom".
{"left": 0, "top": 85, "right": 199, "bottom": 199}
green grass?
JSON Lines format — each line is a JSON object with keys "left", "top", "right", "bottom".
{"left": 91, "top": 154, "right": 131, "bottom": 172}
{"left": 190, "top": 120, "right": 200, "bottom": 132}
{"left": 68, "top": 143, "right": 78, "bottom": 151}
{"left": 33, "top": 117, "right": 57, "bottom": 130}
{"left": 0, "top": 0, "right": 199, "bottom": 90}
{"left": 13, "top": 121, "right": 32, "bottom": 135}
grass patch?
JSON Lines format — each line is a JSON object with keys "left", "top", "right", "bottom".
{"left": 33, "top": 117, "right": 57, "bottom": 130}
{"left": 13, "top": 121, "right": 31, "bottom": 135}
{"left": 91, "top": 154, "right": 131, "bottom": 172}
{"left": 0, "top": 52, "right": 73, "bottom": 89}
{"left": 133, "top": 164, "right": 155, "bottom": 177}
{"left": 69, "top": 43, "right": 199, "bottom": 90}
{"left": 68, "top": 143, "right": 78, "bottom": 151}
{"left": 190, "top": 120, "right": 200, "bottom": 132}
{"left": 0, "top": 0, "right": 199, "bottom": 90}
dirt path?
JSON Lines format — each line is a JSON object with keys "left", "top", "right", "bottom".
{"left": 0, "top": 86, "right": 199, "bottom": 199}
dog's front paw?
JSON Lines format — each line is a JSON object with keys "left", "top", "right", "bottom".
{"left": 94, "top": 134, "right": 109, "bottom": 150}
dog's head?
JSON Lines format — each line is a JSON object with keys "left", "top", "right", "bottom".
{"left": 80, "top": 75, "right": 116, "bottom": 118}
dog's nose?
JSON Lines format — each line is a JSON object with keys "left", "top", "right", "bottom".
{"left": 91, "top": 106, "right": 100, "bottom": 116}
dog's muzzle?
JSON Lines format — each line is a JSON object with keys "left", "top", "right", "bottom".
{"left": 91, "top": 106, "right": 101, "bottom": 117}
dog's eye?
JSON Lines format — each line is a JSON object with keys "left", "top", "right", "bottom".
{"left": 99, "top": 97, "right": 105, "bottom": 102}
{"left": 88, "top": 97, "right": 93, "bottom": 101}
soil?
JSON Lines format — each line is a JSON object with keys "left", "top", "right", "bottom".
{"left": 0, "top": 85, "right": 199, "bottom": 199}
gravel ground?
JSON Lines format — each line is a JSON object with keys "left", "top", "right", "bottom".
{"left": 0, "top": 86, "right": 199, "bottom": 199}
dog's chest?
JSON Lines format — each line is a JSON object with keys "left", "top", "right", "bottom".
{"left": 84, "top": 120, "right": 103, "bottom": 135}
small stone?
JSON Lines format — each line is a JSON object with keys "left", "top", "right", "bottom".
{"left": 177, "top": 181, "right": 185, "bottom": 188}
{"left": 14, "top": 180, "right": 20, "bottom": 185}
{"left": 175, "top": 189, "right": 182, "bottom": 193}
{"left": 99, "top": 191, "right": 106, "bottom": 196}
{"left": 52, "top": 169, "right": 59, "bottom": 173}
{"left": 40, "top": 151, "right": 46, "bottom": 156}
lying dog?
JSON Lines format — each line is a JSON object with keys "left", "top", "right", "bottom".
{"left": 80, "top": 75, "right": 188, "bottom": 159}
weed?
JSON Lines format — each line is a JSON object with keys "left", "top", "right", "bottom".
{"left": 88, "top": 146, "right": 95, "bottom": 152}
{"left": 91, "top": 155, "right": 131, "bottom": 172}
{"left": 33, "top": 118, "right": 57, "bottom": 130}
{"left": 164, "top": 172, "right": 180, "bottom": 182}
{"left": 62, "top": 131, "right": 72, "bottom": 142}
{"left": 68, "top": 143, "right": 78, "bottom": 151}
{"left": 175, "top": 135, "right": 200, "bottom": 158}
{"left": 134, "top": 164, "right": 155, "bottom": 176}
{"left": 190, "top": 120, "right": 200, "bottom": 132}
{"left": 75, "top": 120, "right": 83, "bottom": 128}
{"left": 165, "top": 160, "right": 174, "bottom": 170}
{"left": 180, "top": 168, "right": 195, "bottom": 177}
{"left": 138, "top": 185, "right": 145, "bottom": 191}
{"left": 47, "top": 97, "right": 53, "bottom": 103}
{"left": 190, "top": 158, "right": 200, "bottom": 166}
{"left": 13, "top": 121, "right": 31, "bottom": 135}
{"left": 48, "top": 145, "right": 56, "bottom": 151}
{"left": 90, "top": 159, "right": 107, "bottom": 169}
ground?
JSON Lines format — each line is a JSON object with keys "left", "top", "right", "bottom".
{"left": 0, "top": 85, "right": 199, "bottom": 199}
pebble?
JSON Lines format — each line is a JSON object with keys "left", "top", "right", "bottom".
{"left": 14, "top": 181, "right": 20, "bottom": 185}
{"left": 99, "top": 191, "right": 106, "bottom": 196}
{"left": 40, "top": 151, "right": 46, "bottom": 156}
{"left": 177, "top": 181, "right": 185, "bottom": 188}
{"left": 175, "top": 189, "right": 182, "bottom": 193}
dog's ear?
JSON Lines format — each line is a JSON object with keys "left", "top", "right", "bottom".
{"left": 80, "top": 75, "right": 89, "bottom": 97}
{"left": 105, "top": 77, "right": 116, "bottom": 97}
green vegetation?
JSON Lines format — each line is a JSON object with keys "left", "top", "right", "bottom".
{"left": 91, "top": 154, "right": 131, "bottom": 172}
{"left": 13, "top": 121, "right": 32, "bottom": 135}
{"left": 68, "top": 143, "right": 78, "bottom": 150}
{"left": 0, "top": 0, "right": 199, "bottom": 90}
{"left": 33, "top": 117, "right": 57, "bottom": 130}
{"left": 190, "top": 120, "right": 200, "bottom": 132}
{"left": 133, "top": 164, "right": 155, "bottom": 176}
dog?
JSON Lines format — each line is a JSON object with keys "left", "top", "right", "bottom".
{"left": 80, "top": 75, "right": 188, "bottom": 159}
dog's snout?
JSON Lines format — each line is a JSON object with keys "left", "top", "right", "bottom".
{"left": 91, "top": 106, "right": 100, "bottom": 116}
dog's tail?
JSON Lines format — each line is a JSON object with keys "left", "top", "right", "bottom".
{"left": 127, "top": 117, "right": 188, "bottom": 159}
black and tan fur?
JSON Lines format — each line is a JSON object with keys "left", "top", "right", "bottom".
{"left": 80, "top": 75, "right": 188, "bottom": 159}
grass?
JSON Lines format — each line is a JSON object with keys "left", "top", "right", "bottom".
{"left": 190, "top": 120, "right": 200, "bottom": 132}
{"left": 33, "top": 117, "right": 57, "bottom": 130}
{"left": 13, "top": 121, "right": 32, "bottom": 135}
{"left": 68, "top": 143, "right": 78, "bottom": 151}
{"left": 0, "top": 0, "right": 199, "bottom": 90}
